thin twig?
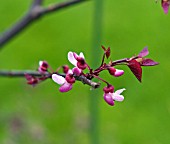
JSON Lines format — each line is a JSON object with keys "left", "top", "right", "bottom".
{"left": 0, "top": 0, "right": 87, "bottom": 48}
{"left": 32, "top": 0, "right": 43, "bottom": 8}
{"left": 0, "top": 70, "right": 49, "bottom": 77}
{"left": 0, "top": 70, "right": 100, "bottom": 89}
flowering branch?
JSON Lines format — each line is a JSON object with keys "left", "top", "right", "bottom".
{"left": 0, "top": 70, "right": 100, "bottom": 89}
{"left": 0, "top": 0, "right": 87, "bottom": 48}
{"left": 0, "top": 46, "right": 159, "bottom": 106}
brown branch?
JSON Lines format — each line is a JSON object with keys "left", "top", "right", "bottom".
{"left": 0, "top": 70, "right": 100, "bottom": 89}
{"left": 0, "top": 0, "right": 88, "bottom": 48}
{"left": 32, "top": 0, "right": 43, "bottom": 8}
{"left": 0, "top": 70, "right": 49, "bottom": 77}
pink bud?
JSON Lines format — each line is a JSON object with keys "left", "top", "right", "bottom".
{"left": 77, "top": 61, "right": 87, "bottom": 70}
{"left": 108, "top": 67, "right": 116, "bottom": 75}
{"left": 104, "top": 93, "right": 114, "bottom": 106}
{"left": 59, "top": 82, "right": 73, "bottom": 92}
{"left": 38, "top": 61, "right": 49, "bottom": 73}
{"left": 108, "top": 67, "right": 124, "bottom": 77}
{"left": 72, "top": 67, "right": 82, "bottom": 76}
{"left": 103, "top": 85, "right": 114, "bottom": 93}
{"left": 162, "top": 0, "right": 170, "bottom": 14}
{"left": 62, "top": 65, "right": 69, "bottom": 74}
{"left": 65, "top": 73, "right": 75, "bottom": 84}
{"left": 114, "top": 69, "right": 124, "bottom": 77}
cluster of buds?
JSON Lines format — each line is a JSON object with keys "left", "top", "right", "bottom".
{"left": 25, "top": 61, "right": 49, "bottom": 86}
{"left": 162, "top": 0, "right": 170, "bottom": 14}
{"left": 156, "top": 0, "right": 170, "bottom": 14}
{"left": 25, "top": 46, "right": 158, "bottom": 106}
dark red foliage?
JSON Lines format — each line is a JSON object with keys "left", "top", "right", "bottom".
{"left": 101, "top": 45, "right": 111, "bottom": 59}
{"left": 128, "top": 59, "right": 142, "bottom": 82}
{"left": 141, "top": 58, "right": 159, "bottom": 66}
{"left": 105, "top": 47, "right": 111, "bottom": 59}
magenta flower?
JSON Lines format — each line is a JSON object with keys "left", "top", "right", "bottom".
{"left": 38, "top": 61, "right": 49, "bottom": 73}
{"left": 162, "top": 0, "right": 170, "bottom": 14}
{"left": 108, "top": 67, "right": 124, "bottom": 77}
{"left": 52, "top": 70, "right": 75, "bottom": 92}
{"left": 103, "top": 85, "right": 126, "bottom": 106}
{"left": 68, "top": 51, "right": 87, "bottom": 70}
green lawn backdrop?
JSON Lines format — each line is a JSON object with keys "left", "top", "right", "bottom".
{"left": 0, "top": 0, "right": 170, "bottom": 144}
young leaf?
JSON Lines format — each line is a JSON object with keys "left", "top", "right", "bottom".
{"left": 141, "top": 58, "right": 159, "bottom": 66}
{"left": 101, "top": 45, "right": 111, "bottom": 59}
{"left": 138, "top": 47, "right": 149, "bottom": 57}
{"left": 105, "top": 47, "right": 111, "bottom": 59}
{"left": 128, "top": 59, "right": 142, "bottom": 82}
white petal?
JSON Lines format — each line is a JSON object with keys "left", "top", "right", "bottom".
{"left": 115, "top": 88, "right": 126, "bottom": 95}
{"left": 112, "top": 93, "right": 124, "bottom": 102}
{"left": 68, "top": 52, "right": 77, "bottom": 66}
{"left": 67, "top": 69, "right": 73, "bottom": 74}
{"left": 79, "top": 52, "right": 85, "bottom": 59}
{"left": 52, "top": 74, "right": 66, "bottom": 85}
{"left": 39, "top": 61, "right": 43, "bottom": 66}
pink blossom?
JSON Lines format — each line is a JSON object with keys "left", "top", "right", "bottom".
{"left": 162, "top": 0, "right": 170, "bottom": 14}
{"left": 52, "top": 70, "right": 75, "bottom": 92}
{"left": 108, "top": 67, "right": 124, "bottom": 77}
{"left": 62, "top": 65, "right": 69, "bottom": 74}
{"left": 103, "top": 87, "right": 126, "bottom": 106}
{"left": 38, "top": 61, "right": 49, "bottom": 73}
{"left": 68, "top": 51, "right": 87, "bottom": 70}
{"left": 72, "top": 67, "right": 82, "bottom": 76}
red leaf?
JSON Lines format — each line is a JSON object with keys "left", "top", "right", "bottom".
{"left": 106, "top": 47, "right": 111, "bottom": 59}
{"left": 141, "top": 58, "right": 159, "bottom": 66}
{"left": 128, "top": 59, "right": 142, "bottom": 82}
{"left": 101, "top": 45, "right": 111, "bottom": 59}
{"left": 138, "top": 47, "right": 149, "bottom": 57}
{"left": 101, "top": 45, "right": 106, "bottom": 51}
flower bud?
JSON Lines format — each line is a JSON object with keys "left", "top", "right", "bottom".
{"left": 62, "top": 65, "right": 69, "bottom": 74}
{"left": 103, "top": 85, "right": 114, "bottom": 93}
{"left": 72, "top": 67, "right": 82, "bottom": 76}
{"left": 108, "top": 67, "right": 116, "bottom": 75}
{"left": 114, "top": 69, "right": 124, "bottom": 77}
{"left": 65, "top": 73, "right": 75, "bottom": 84}
{"left": 38, "top": 61, "right": 49, "bottom": 73}
{"left": 104, "top": 93, "right": 114, "bottom": 106}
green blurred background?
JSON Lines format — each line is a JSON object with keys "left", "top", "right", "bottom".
{"left": 0, "top": 0, "right": 170, "bottom": 144}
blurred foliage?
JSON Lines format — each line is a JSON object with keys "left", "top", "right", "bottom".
{"left": 0, "top": 0, "right": 170, "bottom": 144}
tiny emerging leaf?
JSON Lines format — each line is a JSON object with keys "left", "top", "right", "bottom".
{"left": 106, "top": 47, "right": 111, "bottom": 59}
{"left": 101, "top": 45, "right": 111, "bottom": 59}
